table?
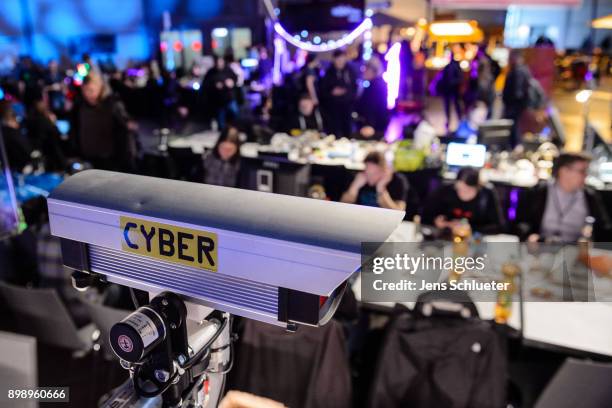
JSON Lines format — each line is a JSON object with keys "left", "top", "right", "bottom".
{"left": 167, "top": 131, "right": 220, "bottom": 154}
{"left": 354, "top": 222, "right": 612, "bottom": 357}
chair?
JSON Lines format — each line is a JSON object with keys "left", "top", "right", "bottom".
{"left": 83, "top": 300, "right": 130, "bottom": 360}
{"left": 0, "top": 331, "right": 37, "bottom": 408}
{"left": 535, "top": 358, "right": 612, "bottom": 408}
{"left": 0, "top": 281, "right": 95, "bottom": 353}
{"left": 167, "top": 146, "right": 203, "bottom": 181}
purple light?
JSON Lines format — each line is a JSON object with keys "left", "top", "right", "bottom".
{"left": 273, "top": 18, "right": 372, "bottom": 52}
{"left": 273, "top": 37, "right": 284, "bottom": 85}
{"left": 383, "top": 42, "right": 401, "bottom": 109}
{"left": 508, "top": 188, "right": 519, "bottom": 221}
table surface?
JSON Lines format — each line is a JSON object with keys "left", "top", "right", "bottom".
{"left": 166, "top": 133, "right": 612, "bottom": 190}
{"left": 354, "top": 222, "right": 612, "bottom": 357}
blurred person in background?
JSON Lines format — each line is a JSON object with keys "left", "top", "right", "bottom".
{"left": 354, "top": 57, "right": 388, "bottom": 141}
{"left": 44, "top": 60, "right": 66, "bottom": 115}
{"left": 70, "top": 73, "right": 135, "bottom": 171}
{"left": 298, "top": 53, "right": 320, "bottom": 106}
{"left": 0, "top": 100, "right": 32, "bottom": 171}
{"left": 203, "top": 55, "right": 239, "bottom": 129}
{"left": 284, "top": 94, "right": 324, "bottom": 134}
{"left": 465, "top": 48, "right": 497, "bottom": 117}
{"left": 503, "top": 49, "right": 531, "bottom": 146}
{"left": 25, "top": 90, "right": 66, "bottom": 171}
{"left": 422, "top": 167, "right": 505, "bottom": 235}
{"left": 321, "top": 49, "right": 357, "bottom": 138}
{"left": 341, "top": 151, "right": 407, "bottom": 211}
{"left": 44, "top": 59, "right": 62, "bottom": 85}
{"left": 225, "top": 49, "right": 245, "bottom": 112}
{"left": 438, "top": 52, "right": 464, "bottom": 132}
{"left": 202, "top": 124, "right": 242, "bottom": 187}
{"left": 516, "top": 152, "right": 611, "bottom": 243}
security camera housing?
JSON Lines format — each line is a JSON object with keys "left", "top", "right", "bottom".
{"left": 48, "top": 170, "right": 404, "bottom": 328}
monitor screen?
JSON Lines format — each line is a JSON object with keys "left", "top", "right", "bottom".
{"left": 446, "top": 143, "right": 486, "bottom": 168}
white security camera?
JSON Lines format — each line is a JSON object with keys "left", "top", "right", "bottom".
{"left": 48, "top": 170, "right": 404, "bottom": 329}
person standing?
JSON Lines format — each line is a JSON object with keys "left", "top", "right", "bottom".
{"left": 298, "top": 53, "right": 320, "bottom": 107}
{"left": 202, "top": 55, "right": 239, "bottom": 129}
{"left": 70, "top": 73, "right": 135, "bottom": 171}
{"left": 320, "top": 50, "right": 357, "bottom": 138}
{"left": 438, "top": 54, "right": 463, "bottom": 131}
{"left": 502, "top": 50, "right": 531, "bottom": 146}
{"left": 355, "top": 57, "right": 389, "bottom": 140}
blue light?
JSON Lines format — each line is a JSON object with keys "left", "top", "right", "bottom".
{"left": 362, "top": 80, "right": 370, "bottom": 88}
{"left": 0, "top": 88, "right": 4, "bottom": 100}
{"left": 42, "top": 4, "right": 84, "bottom": 38}
{"left": 31, "top": 34, "right": 59, "bottom": 62}
{"left": 365, "top": 9, "right": 373, "bottom": 17}
{"left": 313, "top": 36, "right": 321, "bottom": 44}
{"left": 0, "top": 2, "right": 21, "bottom": 35}
{"left": 188, "top": 0, "right": 222, "bottom": 17}
{"left": 166, "top": 58, "right": 175, "bottom": 71}
{"left": 241, "top": 58, "right": 258, "bottom": 68}
{"left": 300, "top": 30, "right": 308, "bottom": 38}
{"left": 192, "top": 82, "right": 200, "bottom": 90}
{"left": 274, "top": 8, "right": 280, "bottom": 15}
{"left": 116, "top": 31, "right": 150, "bottom": 61}
{"left": 83, "top": 0, "right": 141, "bottom": 30}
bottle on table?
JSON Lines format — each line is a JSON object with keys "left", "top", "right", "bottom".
{"left": 495, "top": 259, "right": 521, "bottom": 324}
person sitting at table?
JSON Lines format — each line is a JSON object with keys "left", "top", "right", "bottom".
{"left": 202, "top": 125, "right": 241, "bottom": 187}
{"left": 284, "top": 94, "right": 324, "bottom": 134}
{"left": 516, "top": 152, "right": 612, "bottom": 243}
{"left": 341, "top": 151, "right": 407, "bottom": 211}
{"left": 422, "top": 167, "right": 505, "bottom": 235}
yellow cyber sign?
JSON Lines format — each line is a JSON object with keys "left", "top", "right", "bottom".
{"left": 120, "top": 216, "right": 218, "bottom": 272}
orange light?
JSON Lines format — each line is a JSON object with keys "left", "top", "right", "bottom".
{"left": 173, "top": 41, "right": 183, "bottom": 52}
{"left": 191, "top": 40, "right": 202, "bottom": 51}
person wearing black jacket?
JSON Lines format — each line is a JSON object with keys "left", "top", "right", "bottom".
{"left": 438, "top": 53, "right": 463, "bottom": 131}
{"left": 284, "top": 94, "right": 324, "bottom": 134}
{"left": 422, "top": 167, "right": 505, "bottom": 235}
{"left": 25, "top": 92, "right": 66, "bottom": 172}
{"left": 320, "top": 50, "right": 357, "bottom": 138}
{"left": 0, "top": 100, "right": 32, "bottom": 171}
{"left": 515, "top": 152, "right": 612, "bottom": 243}
{"left": 341, "top": 151, "right": 408, "bottom": 211}
{"left": 202, "top": 55, "right": 239, "bottom": 129}
{"left": 354, "top": 57, "right": 389, "bottom": 141}
{"left": 70, "top": 73, "right": 135, "bottom": 171}
{"left": 502, "top": 50, "right": 531, "bottom": 146}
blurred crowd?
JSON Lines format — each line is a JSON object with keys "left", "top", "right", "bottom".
{"left": 1, "top": 36, "right": 611, "bottom": 241}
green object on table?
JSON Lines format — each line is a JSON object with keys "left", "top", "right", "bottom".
{"left": 393, "top": 140, "right": 426, "bottom": 172}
